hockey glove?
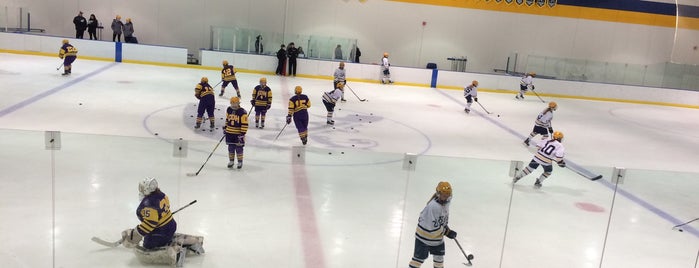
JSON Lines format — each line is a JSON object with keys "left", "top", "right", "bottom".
{"left": 445, "top": 227, "right": 457, "bottom": 239}
{"left": 121, "top": 228, "right": 142, "bottom": 248}
{"left": 474, "top": 97, "right": 478, "bottom": 102}
{"left": 222, "top": 126, "right": 227, "bottom": 135}
{"left": 286, "top": 115, "right": 292, "bottom": 125}
{"left": 557, "top": 160, "right": 566, "bottom": 168}
{"left": 531, "top": 85, "right": 535, "bottom": 90}
{"left": 548, "top": 127, "right": 554, "bottom": 134}
{"left": 266, "top": 104, "right": 271, "bottom": 110}
{"left": 250, "top": 99, "right": 255, "bottom": 106}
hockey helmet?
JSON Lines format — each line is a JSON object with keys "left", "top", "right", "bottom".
{"left": 436, "top": 181, "right": 452, "bottom": 196}
{"left": 259, "top": 77, "right": 267, "bottom": 84}
{"left": 472, "top": 80, "right": 479, "bottom": 87}
{"left": 529, "top": 72, "right": 536, "bottom": 77}
{"left": 222, "top": 60, "right": 229, "bottom": 66}
{"left": 62, "top": 39, "right": 69, "bottom": 44}
{"left": 553, "top": 131, "right": 564, "bottom": 141}
{"left": 383, "top": 52, "right": 389, "bottom": 57}
{"left": 201, "top": 77, "right": 208, "bottom": 83}
{"left": 138, "top": 177, "right": 158, "bottom": 198}
{"left": 294, "top": 86, "right": 303, "bottom": 94}
{"left": 548, "top": 101, "right": 557, "bottom": 110}
{"left": 116, "top": 15, "right": 121, "bottom": 20}
{"left": 230, "top": 96, "right": 240, "bottom": 105}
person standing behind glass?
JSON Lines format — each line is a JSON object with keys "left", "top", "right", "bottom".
{"left": 334, "top": 44, "right": 343, "bottom": 60}
{"left": 124, "top": 18, "right": 135, "bottom": 43}
{"left": 111, "top": 15, "right": 124, "bottom": 42}
{"left": 73, "top": 11, "right": 87, "bottom": 39}
{"left": 350, "top": 45, "right": 361, "bottom": 63}
{"left": 87, "top": 14, "right": 98, "bottom": 40}
{"left": 275, "top": 44, "right": 286, "bottom": 75}
{"left": 287, "top": 42, "right": 299, "bottom": 77}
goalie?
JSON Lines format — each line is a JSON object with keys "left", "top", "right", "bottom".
{"left": 121, "top": 177, "right": 205, "bottom": 267}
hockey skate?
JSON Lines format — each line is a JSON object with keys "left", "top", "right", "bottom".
{"left": 209, "top": 122, "right": 215, "bottom": 130}
{"left": 255, "top": 121, "right": 260, "bottom": 128}
{"left": 523, "top": 138, "right": 530, "bottom": 146}
{"left": 341, "top": 99, "right": 347, "bottom": 102}
{"left": 301, "top": 137, "right": 308, "bottom": 145}
{"left": 236, "top": 161, "right": 243, "bottom": 169}
{"left": 512, "top": 175, "right": 521, "bottom": 184}
{"left": 326, "top": 120, "right": 335, "bottom": 125}
{"left": 534, "top": 179, "right": 543, "bottom": 189}
{"left": 194, "top": 122, "right": 201, "bottom": 129}
{"left": 227, "top": 160, "right": 235, "bottom": 168}
{"left": 464, "top": 108, "right": 470, "bottom": 114}
{"left": 260, "top": 121, "right": 265, "bottom": 129}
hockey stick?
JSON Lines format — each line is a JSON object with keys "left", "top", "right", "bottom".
{"left": 56, "top": 63, "right": 63, "bottom": 70}
{"left": 345, "top": 84, "right": 367, "bottom": 102}
{"left": 566, "top": 165, "right": 603, "bottom": 181}
{"left": 672, "top": 217, "right": 699, "bottom": 232}
{"left": 91, "top": 200, "right": 198, "bottom": 248}
{"left": 274, "top": 122, "right": 290, "bottom": 141}
{"left": 186, "top": 135, "right": 225, "bottom": 177}
{"left": 475, "top": 101, "right": 491, "bottom": 114}
{"left": 453, "top": 238, "right": 474, "bottom": 266}
{"left": 530, "top": 87, "right": 546, "bottom": 103}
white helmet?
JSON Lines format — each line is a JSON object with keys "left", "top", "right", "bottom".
{"left": 138, "top": 177, "right": 158, "bottom": 200}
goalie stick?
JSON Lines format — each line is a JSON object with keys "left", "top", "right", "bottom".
{"left": 91, "top": 200, "right": 198, "bottom": 248}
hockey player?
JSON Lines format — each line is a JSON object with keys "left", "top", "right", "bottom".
{"left": 194, "top": 77, "right": 216, "bottom": 131}
{"left": 220, "top": 60, "right": 240, "bottom": 97}
{"left": 286, "top": 86, "right": 311, "bottom": 145}
{"left": 122, "top": 177, "right": 205, "bottom": 267}
{"left": 381, "top": 52, "right": 393, "bottom": 84}
{"left": 251, "top": 77, "right": 273, "bottom": 129}
{"left": 513, "top": 131, "right": 566, "bottom": 189}
{"left": 524, "top": 101, "right": 557, "bottom": 146}
{"left": 463, "top": 80, "right": 479, "bottom": 113}
{"left": 58, "top": 39, "right": 78, "bottom": 76}
{"left": 515, "top": 72, "right": 535, "bottom": 99}
{"left": 194, "top": 77, "right": 216, "bottom": 130}
{"left": 322, "top": 82, "right": 344, "bottom": 125}
{"left": 224, "top": 96, "right": 248, "bottom": 169}
{"left": 333, "top": 62, "right": 347, "bottom": 102}
{"left": 409, "top": 181, "right": 462, "bottom": 268}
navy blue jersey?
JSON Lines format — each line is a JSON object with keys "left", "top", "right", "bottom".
{"left": 136, "top": 190, "right": 175, "bottom": 236}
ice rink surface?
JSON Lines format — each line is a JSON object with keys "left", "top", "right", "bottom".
{"left": 0, "top": 53, "right": 698, "bottom": 268}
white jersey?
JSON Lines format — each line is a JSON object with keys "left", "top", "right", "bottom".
{"left": 322, "top": 88, "right": 343, "bottom": 104}
{"left": 415, "top": 197, "right": 450, "bottom": 246}
{"left": 464, "top": 84, "right": 478, "bottom": 98}
{"left": 333, "top": 68, "right": 346, "bottom": 83}
{"left": 534, "top": 109, "right": 554, "bottom": 128}
{"left": 520, "top": 75, "right": 534, "bottom": 87}
{"left": 533, "top": 138, "right": 565, "bottom": 165}
{"left": 382, "top": 57, "right": 390, "bottom": 69}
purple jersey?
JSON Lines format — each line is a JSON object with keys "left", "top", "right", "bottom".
{"left": 136, "top": 190, "right": 176, "bottom": 249}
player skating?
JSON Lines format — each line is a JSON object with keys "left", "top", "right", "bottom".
{"left": 381, "top": 52, "right": 393, "bottom": 84}
{"left": 513, "top": 131, "right": 566, "bottom": 188}
{"left": 463, "top": 80, "right": 479, "bottom": 114}
{"left": 322, "top": 82, "right": 344, "bottom": 125}
{"left": 58, "top": 39, "right": 78, "bottom": 76}
{"left": 515, "top": 72, "right": 535, "bottom": 99}
{"left": 121, "top": 177, "right": 204, "bottom": 267}
{"left": 194, "top": 77, "right": 216, "bottom": 131}
{"left": 224, "top": 97, "right": 248, "bottom": 169}
{"left": 251, "top": 77, "right": 272, "bottom": 129}
{"left": 524, "top": 101, "right": 557, "bottom": 146}
{"left": 220, "top": 60, "right": 240, "bottom": 97}
{"left": 333, "top": 62, "right": 347, "bottom": 102}
{"left": 286, "top": 86, "right": 311, "bottom": 145}
{"left": 408, "top": 181, "right": 460, "bottom": 268}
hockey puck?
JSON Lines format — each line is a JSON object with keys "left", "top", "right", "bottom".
{"left": 79, "top": 103, "right": 82, "bottom": 105}
{"left": 351, "top": 127, "right": 354, "bottom": 130}
{"left": 341, "top": 152, "right": 344, "bottom": 154}
{"left": 297, "top": 154, "right": 301, "bottom": 157}
{"left": 359, "top": 119, "right": 362, "bottom": 121}
{"left": 352, "top": 144, "right": 355, "bottom": 147}
{"left": 328, "top": 152, "right": 332, "bottom": 155}
{"left": 332, "top": 127, "right": 335, "bottom": 129}
{"left": 190, "top": 115, "right": 193, "bottom": 117}
{"left": 370, "top": 113, "right": 373, "bottom": 115}
{"left": 369, "top": 121, "right": 372, "bottom": 123}
{"left": 154, "top": 133, "right": 158, "bottom": 136}
{"left": 355, "top": 114, "right": 358, "bottom": 116}
{"left": 498, "top": 115, "right": 500, "bottom": 117}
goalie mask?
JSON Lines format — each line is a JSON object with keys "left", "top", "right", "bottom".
{"left": 139, "top": 177, "right": 158, "bottom": 200}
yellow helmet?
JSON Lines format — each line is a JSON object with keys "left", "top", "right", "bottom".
{"left": 472, "top": 80, "right": 479, "bottom": 86}
{"left": 201, "top": 77, "right": 208, "bottom": 83}
{"left": 383, "top": 52, "right": 389, "bottom": 57}
{"left": 553, "top": 131, "right": 564, "bottom": 141}
{"left": 548, "top": 101, "right": 558, "bottom": 110}
{"left": 62, "top": 39, "right": 69, "bottom": 44}
{"left": 529, "top": 72, "right": 536, "bottom": 77}
{"left": 436, "top": 181, "right": 452, "bottom": 196}
{"left": 294, "top": 86, "right": 303, "bottom": 94}
{"left": 222, "top": 60, "right": 229, "bottom": 66}
{"left": 230, "top": 96, "right": 240, "bottom": 105}
{"left": 260, "top": 77, "right": 267, "bottom": 84}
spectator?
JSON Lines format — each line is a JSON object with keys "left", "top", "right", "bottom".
{"left": 276, "top": 44, "right": 286, "bottom": 75}
{"left": 111, "top": 15, "right": 124, "bottom": 42}
{"left": 87, "top": 14, "right": 99, "bottom": 40}
{"left": 124, "top": 18, "right": 136, "bottom": 43}
{"left": 350, "top": 44, "right": 361, "bottom": 63}
{"left": 334, "top": 44, "right": 343, "bottom": 60}
{"left": 297, "top": 46, "right": 305, "bottom": 58}
{"left": 73, "top": 11, "right": 87, "bottom": 39}
{"left": 255, "top": 35, "right": 263, "bottom": 54}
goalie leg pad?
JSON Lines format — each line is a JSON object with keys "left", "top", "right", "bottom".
{"left": 173, "top": 233, "right": 205, "bottom": 255}
{"left": 134, "top": 244, "right": 184, "bottom": 266}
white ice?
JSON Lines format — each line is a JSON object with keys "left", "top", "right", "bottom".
{"left": 0, "top": 53, "right": 698, "bottom": 268}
